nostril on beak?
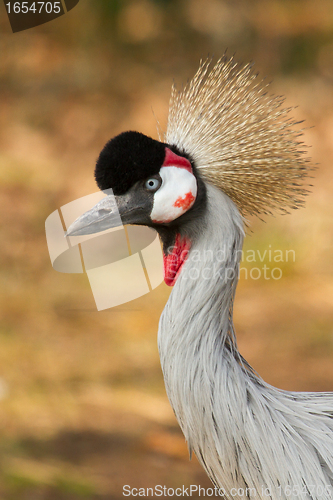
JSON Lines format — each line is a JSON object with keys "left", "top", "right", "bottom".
{"left": 98, "top": 208, "right": 113, "bottom": 215}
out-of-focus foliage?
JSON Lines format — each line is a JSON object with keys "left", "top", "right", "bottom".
{"left": 1, "top": 1, "right": 333, "bottom": 499}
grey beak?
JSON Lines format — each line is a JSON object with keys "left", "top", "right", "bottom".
{"left": 65, "top": 189, "right": 152, "bottom": 237}
{"left": 65, "top": 194, "right": 122, "bottom": 236}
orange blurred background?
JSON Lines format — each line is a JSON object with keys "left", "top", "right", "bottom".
{"left": 1, "top": 1, "right": 333, "bottom": 498}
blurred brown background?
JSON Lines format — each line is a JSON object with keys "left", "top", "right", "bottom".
{"left": 1, "top": 0, "right": 333, "bottom": 498}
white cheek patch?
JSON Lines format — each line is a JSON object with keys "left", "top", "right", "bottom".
{"left": 150, "top": 166, "right": 197, "bottom": 223}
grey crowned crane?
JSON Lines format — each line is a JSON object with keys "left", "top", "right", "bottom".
{"left": 67, "top": 57, "right": 333, "bottom": 499}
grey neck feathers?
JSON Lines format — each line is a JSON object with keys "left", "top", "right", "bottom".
{"left": 158, "top": 184, "right": 333, "bottom": 499}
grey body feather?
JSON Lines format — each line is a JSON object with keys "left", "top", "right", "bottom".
{"left": 158, "top": 185, "right": 333, "bottom": 499}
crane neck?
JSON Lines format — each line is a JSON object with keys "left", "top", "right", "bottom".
{"left": 159, "top": 183, "right": 245, "bottom": 355}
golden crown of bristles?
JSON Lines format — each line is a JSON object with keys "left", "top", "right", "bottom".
{"left": 165, "top": 56, "right": 313, "bottom": 216}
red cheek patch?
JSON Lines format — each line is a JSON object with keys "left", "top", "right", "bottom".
{"left": 173, "top": 191, "right": 195, "bottom": 211}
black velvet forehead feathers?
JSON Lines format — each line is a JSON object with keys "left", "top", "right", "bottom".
{"left": 95, "top": 131, "right": 167, "bottom": 195}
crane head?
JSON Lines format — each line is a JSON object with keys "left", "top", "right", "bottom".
{"left": 67, "top": 56, "right": 314, "bottom": 242}
{"left": 66, "top": 131, "right": 203, "bottom": 237}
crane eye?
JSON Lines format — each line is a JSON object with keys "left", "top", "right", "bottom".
{"left": 145, "top": 177, "right": 161, "bottom": 192}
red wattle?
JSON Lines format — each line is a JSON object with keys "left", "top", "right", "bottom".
{"left": 163, "top": 234, "right": 191, "bottom": 287}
